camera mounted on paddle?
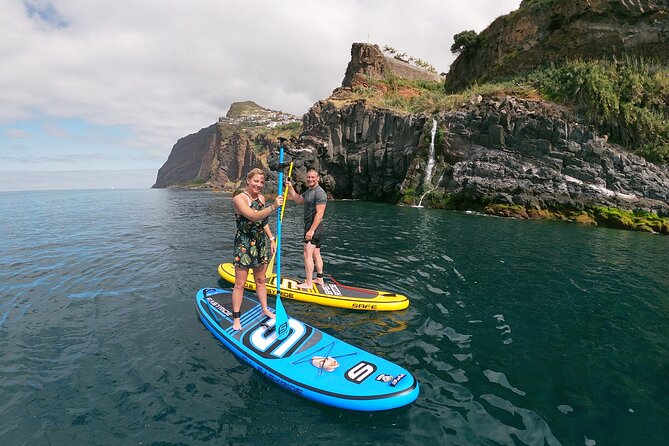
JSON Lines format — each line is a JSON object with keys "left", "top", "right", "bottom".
{"left": 277, "top": 137, "right": 289, "bottom": 170}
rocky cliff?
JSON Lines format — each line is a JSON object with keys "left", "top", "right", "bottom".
{"left": 206, "top": 129, "right": 264, "bottom": 189}
{"left": 414, "top": 97, "right": 669, "bottom": 217}
{"left": 342, "top": 43, "right": 442, "bottom": 88}
{"left": 287, "top": 100, "right": 425, "bottom": 201}
{"left": 152, "top": 102, "right": 299, "bottom": 189}
{"left": 285, "top": 97, "right": 669, "bottom": 222}
{"left": 155, "top": 7, "right": 669, "bottom": 232}
{"left": 152, "top": 124, "right": 217, "bottom": 188}
{"left": 446, "top": 0, "right": 669, "bottom": 91}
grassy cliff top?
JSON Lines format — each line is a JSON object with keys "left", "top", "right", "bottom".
{"left": 327, "top": 75, "right": 537, "bottom": 115}
{"left": 327, "top": 57, "right": 669, "bottom": 165}
{"left": 225, "top": 101, "right": 269, "bottom": 118}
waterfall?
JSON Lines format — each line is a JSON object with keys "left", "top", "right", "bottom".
{"left": 415, "top": 170, "right": 445, "bottom": 208}
{"left": 424, "top": 118, "right": 437, "bottom": 187}
{"left": 411, "top": 117, "right": 440, "bottom": 208}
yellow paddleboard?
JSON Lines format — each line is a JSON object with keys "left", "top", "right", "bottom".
{"left": 217, "top": 262, "right": 409, "bottom": 311}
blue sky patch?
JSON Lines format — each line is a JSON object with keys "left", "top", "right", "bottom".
{"left": 24, "top": 1, "right": 69, "bottom": 29}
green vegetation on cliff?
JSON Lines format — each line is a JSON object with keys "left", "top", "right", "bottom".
{"left": 450, "top": 30, "right": 481, "bottom": 55}
{"left": 446, "top": 58, "right": 669, "bottom": 165}
{"left": 344, "top": 57, "right": 669, "bottom": 165}
{"left": 347, "top": 75, "right": 471, "bottom": 114}
{"left": 530, "top": 58, "right": 669, "bottom": 164}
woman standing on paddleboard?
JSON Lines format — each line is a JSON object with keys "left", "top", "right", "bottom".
{"left": 231, "top": 168, "right": 283, "bottom": 330}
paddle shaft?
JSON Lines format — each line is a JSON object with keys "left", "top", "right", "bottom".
{"left": 276, "top": 147, "right": 284, "bottom": 297}
{"left": 266, "top": 161, "right": 293, "bottom": 275}
{"left": 274, "top": 140, "right": 289, "bottom": 340}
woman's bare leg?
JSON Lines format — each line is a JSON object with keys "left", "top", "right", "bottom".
{"left": 253, "top": 263, "right": 275, "bottom": 319}
{"left": 232, "top": 267, "right": 249, "bottom": 330}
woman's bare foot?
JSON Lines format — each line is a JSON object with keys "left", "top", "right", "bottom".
{"left": 232, "top": 319, "right": 242, "bottom": 331}
{"left": 297, "top": 282, "right": 313, "bottom": 289}
{"left": 315, "top": 279, "right": 324, "bottom": 286}
{"left": 262, "top": 309, "right": 276, "bottom": 319}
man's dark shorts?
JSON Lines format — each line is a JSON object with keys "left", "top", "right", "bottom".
{"left": 304, "top": 227, "right": 323, "bottom": 248}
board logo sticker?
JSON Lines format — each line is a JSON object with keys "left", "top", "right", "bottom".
{"left": 375, "top": 373, "right": 394, "bottom": 383}
{"left": 276, "top": 320, "right": 289, "bottom": 338}
{"left": 246, "top": 318, "right": 310, "bottom": 359}
{"left": 206, "top": 297, "right": 232, "bottom": 317}
{"left": 390, "top": 373, "right": 406, "bottom": 387}
{"left": 345, "top": 361, "right": 377, "bottom": 384}
{"left": 321, "top": 283, "right": 342, "bottom": 296}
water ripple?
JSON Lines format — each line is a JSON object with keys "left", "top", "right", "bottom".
{"left": 1, "top": 190, "right": 668, "bottom": 445}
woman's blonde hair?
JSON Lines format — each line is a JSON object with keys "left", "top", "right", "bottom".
{"left": 246, "top": 168, "right": 266, "bottom": 181}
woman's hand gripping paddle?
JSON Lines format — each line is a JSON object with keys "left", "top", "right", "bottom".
{"left": 274, "top": 138, "right": 291, "bottom": 340}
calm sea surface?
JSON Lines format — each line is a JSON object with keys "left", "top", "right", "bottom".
{"left": 1, "top": 189, "right": 668, "bottom": 446}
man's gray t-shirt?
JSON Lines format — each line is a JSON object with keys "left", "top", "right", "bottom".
{"left": 302, "top": 185, "right": 327, "bottom": 233}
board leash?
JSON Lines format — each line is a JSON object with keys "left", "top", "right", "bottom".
{"left": 318, "top": 342, "right": 337, "bottom": 375}
{"left": 289, "top": 341, "right": 359, "bottom": 366}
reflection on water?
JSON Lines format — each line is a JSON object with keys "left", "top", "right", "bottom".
{"left": 1, "top": 189, "right": 668, "bottom": 445}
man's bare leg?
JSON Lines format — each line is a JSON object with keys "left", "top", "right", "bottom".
{"left": 297, "top": 242, "right": 316, "bottom": 289}
{"left": 314, "top": 247, "right": 324, "bottom": 285}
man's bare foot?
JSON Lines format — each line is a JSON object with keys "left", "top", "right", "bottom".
{"left": 262, "top": 309, "right": 276, "bottom": 319}
{"left": 297, "top": 282, "right": 313, "bottom": 289}
{"left": 232, "top": 319, "right": 242, "bottom": 331}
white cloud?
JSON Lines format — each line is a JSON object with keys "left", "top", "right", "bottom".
{"left": 0, "top": 0, "right": 522, "bottom": 188}
{"left": 44, "top": 124, "right": 69, "bottom": 138}
{"left": 5, "top": 129, "right": 31, "bottom": 138}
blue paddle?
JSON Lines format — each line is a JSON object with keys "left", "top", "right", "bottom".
{"left": 274, "top": 138, "right": 290, "bottom": 340}
{"left": 266, "top": 160, "right": 292, "bottom": 275}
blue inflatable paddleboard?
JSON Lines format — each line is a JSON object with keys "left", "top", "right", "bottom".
{"left": 195, "top": 288, "right": 419, "bottom": 411}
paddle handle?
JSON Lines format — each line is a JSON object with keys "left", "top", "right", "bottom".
{"left": 280, "top": 162, "right": 294, "bottom": 222}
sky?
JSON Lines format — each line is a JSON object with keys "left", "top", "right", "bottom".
{"left": 0, "top": 0, "right": 522, "bottom": 191}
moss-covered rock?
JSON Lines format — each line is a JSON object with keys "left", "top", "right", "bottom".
{"left": 571, "top": 212, "right": 597, "bottom": 226}
{"left": 484, "top": 204, "right": 529, "bottom": 219}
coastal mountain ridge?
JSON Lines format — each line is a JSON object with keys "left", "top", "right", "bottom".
{"left": 153, "top": 0, "right": 669, "bottom": 233}
{"left": 152, "top": 102, "right": 299, "bottom": 188}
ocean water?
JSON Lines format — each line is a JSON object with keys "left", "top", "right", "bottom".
{"left": 1, "top": 189, "right": 667, "bottom": 446}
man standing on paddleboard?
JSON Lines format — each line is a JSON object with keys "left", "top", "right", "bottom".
{"left": 286, "top": 168, "right": 327, "bottom": 289}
